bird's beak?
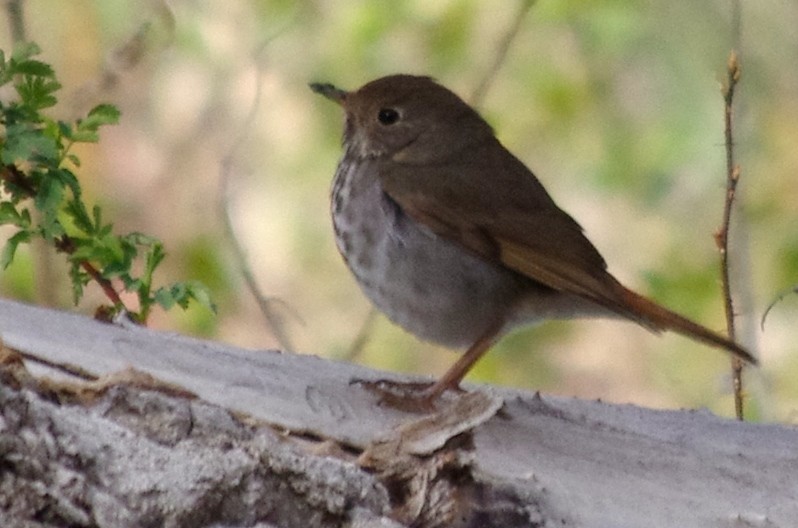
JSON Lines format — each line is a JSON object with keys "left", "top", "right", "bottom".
{"left": 309, "top": 82, "right": 348, "bottom": 106}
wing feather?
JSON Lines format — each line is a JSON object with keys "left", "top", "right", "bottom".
{"left": 379, "top": 138, "right": 629, "bottom": 312}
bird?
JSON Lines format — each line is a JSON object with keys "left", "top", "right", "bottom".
{"left": 311, "top": 74, "right": 755, "bottom": 405}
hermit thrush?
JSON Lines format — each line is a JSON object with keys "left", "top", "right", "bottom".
{"left": 311, "top": 75, "right": 755, "bottom": 403}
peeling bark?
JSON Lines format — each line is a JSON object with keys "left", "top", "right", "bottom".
{"left": 0, "top": 299, "right": 795, "bottom": 527}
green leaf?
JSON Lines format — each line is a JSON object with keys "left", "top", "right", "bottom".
{"left": 53, "top": 168, "right": 81, "bottom": 198}
{"left": 92, "top": 205, "right": 104, "bottom": 232}
{"left": 99, "top": 235, "right": 138, "bottom": 277}
{"left": 155, "top": 281, "right": 216, "bottom": 313}
{"left": 16, "top": 75, "right": 60, "bottom": 110}
{"left": 0, "top": 50, "right": 8, "bottom": 86}
{"left": 10, "top": 42, "right": 43, "bottom": 66}
{"left": 1, "top": 230, "right": 31, "bottom": 269}
{"left": 11, "top": 58, "right": 55, "bottom": 78}
{"left": 68, "top": 261, "right": 88, "bottom": 305}
{"left": 85, "top": 104, "right": 121, "bottom": 127}
{"left": 57, "top": 120, "right": 72, "bottom": 139}
{"left": 185, "top": 281, "right": 217, "bottom": 313}
{"left": 63, "top": 199, "right": 94, "bottom": 234}
{"left": 67, "top": 240, "right": 96, "bottom": 262}
{"left": 68, "top": 129, "right": 99, "bottom": 144}
{"left": 0, "top": 44, "right": 50, "bottom": 86}
{"left": 123, "top": 277, "right": 143, "bottom": 292}
{"left": 2, "top": 123, "right": 59, "bottom": 164}
{"left": 34, "top": 174, "right": 65, "bottom": 239}
{"left": 34, "top": 173, "right": 64, "bottom": 210}
{"left": 124, "top": 231, "right": 159, "bottom": 246}
{"left": 154, "top": 286, "right": 177, "bottom": 310}
{"left": 143, "top": 240, "right": 166, "bottom": 278}
{"left": 0, "top": 203, "right": 30, "bottom": 227}
{"left": 72, "top": 104, "right": 120, "bottom": 142}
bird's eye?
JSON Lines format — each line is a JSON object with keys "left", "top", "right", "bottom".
{"left": 377, "top": 108, "right": 400, "bottom": 125}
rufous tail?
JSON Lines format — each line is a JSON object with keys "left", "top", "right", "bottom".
{"left": 616, "top": 284, "right": 757, "bottom": 365}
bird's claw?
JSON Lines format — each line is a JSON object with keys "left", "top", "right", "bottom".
{"left": 349, "top": 377, "right": 446, "bottom": 412}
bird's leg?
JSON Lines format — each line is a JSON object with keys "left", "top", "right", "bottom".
{"left": 423, "top": 320, "right": 502, "bottom": 400}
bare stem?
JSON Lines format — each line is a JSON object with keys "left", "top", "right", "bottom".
{"left": 716, "top": 48, "right": 745, "bottom": 420}
{"left": 469, "top": 0, "right": 537, "bottom": 107}
{"left": 218, "top": 39, "right": 296, "bottom": 352}
{"left": 5, "top": 0, "right": 26, "bottom": 44}
{"left": 53, "top": 236, "right": 126, "bottom": 310}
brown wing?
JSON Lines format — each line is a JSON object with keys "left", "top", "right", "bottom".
{"left": 379, "top": 138, "right": 635, "bottom": 317}
{"left": 379, "top": 138, "right": 759, "bottom": 364}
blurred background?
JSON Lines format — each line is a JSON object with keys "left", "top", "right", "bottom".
{"left": 1, "top": 0, "right": 796, "bottom": 421}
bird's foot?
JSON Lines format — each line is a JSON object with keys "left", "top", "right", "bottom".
{"left": 350, "top": 377, "right": 462, "bottom": 413}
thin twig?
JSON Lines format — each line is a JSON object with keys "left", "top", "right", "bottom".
{"left": 761, "top": 285, "right": 798, "bottom": 330}
{"left": 5, "top": 0, "right": 26, "bottom": 44}
{"left": 218, "top": 39, "right": 296, "bottom": 352}
{"left": 469, "top": 0, "right": 537, "bottom": 107}
{"left": 70, "top": 4, "right": 175, "bottom": 118}
{"left": 715, "top": 44, "right": 744, "bottom": 420}
{"left": 54, "top": 236, "right": 125, "bottom": 308}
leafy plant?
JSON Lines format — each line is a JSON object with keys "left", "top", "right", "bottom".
{"left": 0, "top": 42, "right": 215, "bottom": 323}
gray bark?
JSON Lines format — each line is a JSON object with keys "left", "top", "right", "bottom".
{"left": 0, "top": 298, "right": 794, "bottom": 527}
